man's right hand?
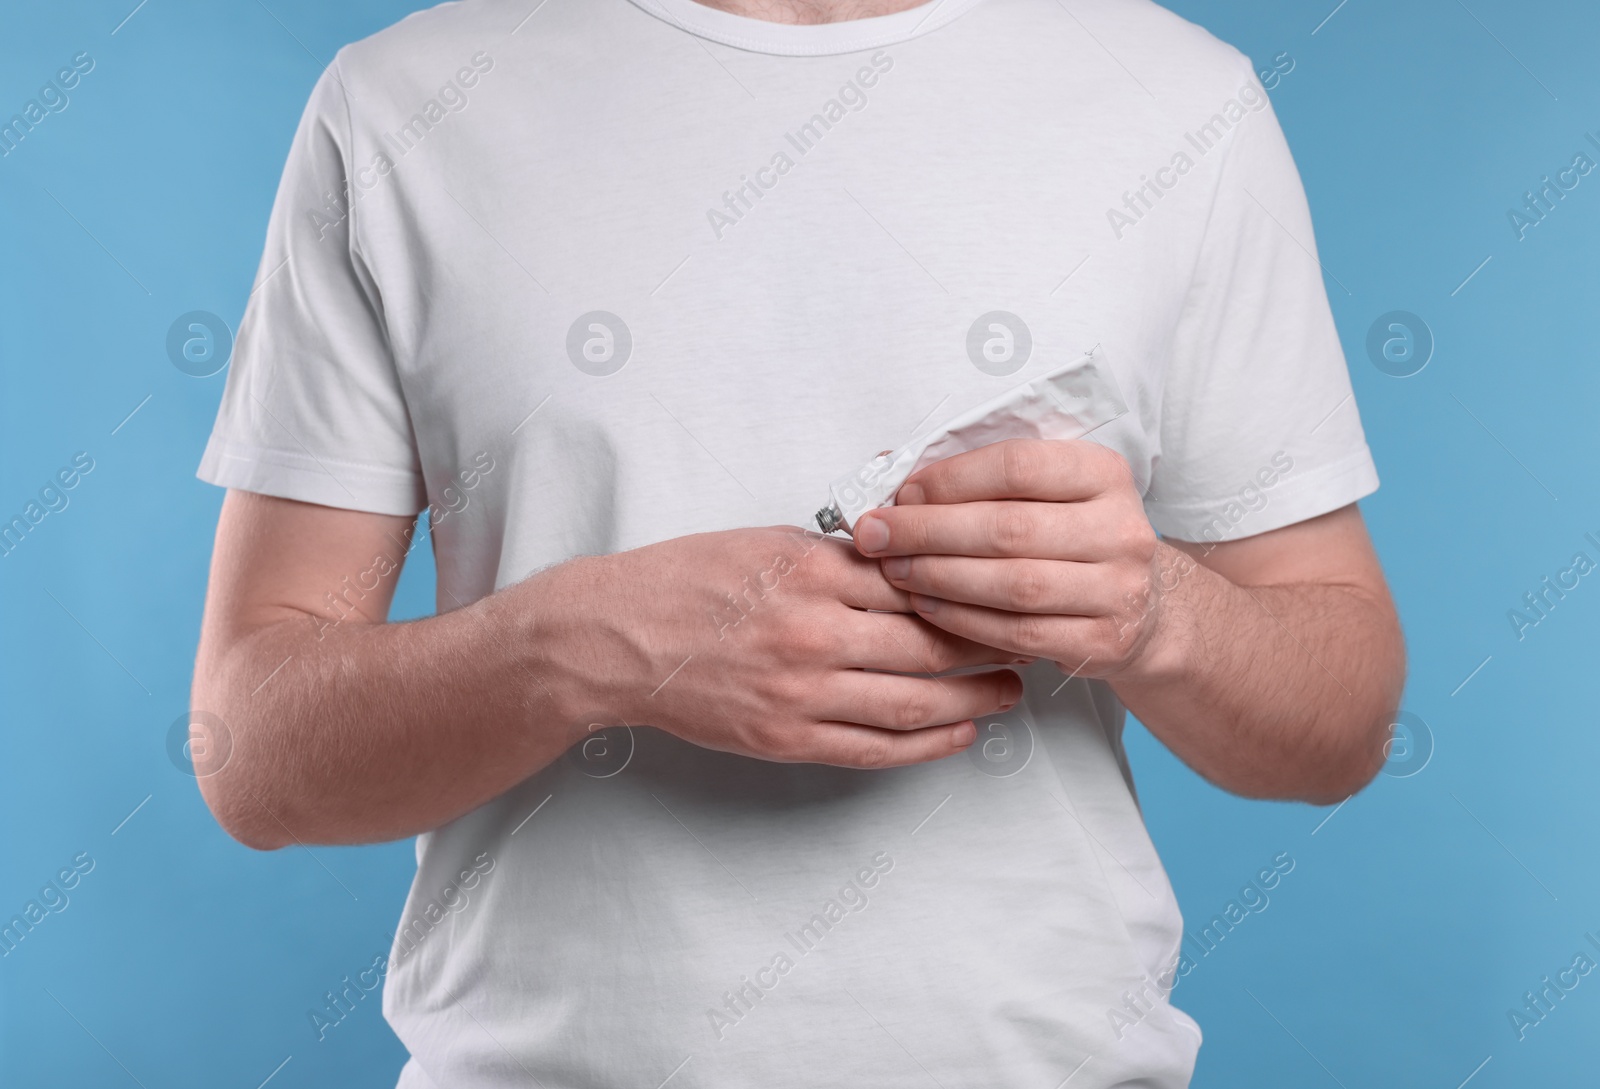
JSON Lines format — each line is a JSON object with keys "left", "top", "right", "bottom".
{"left": 539, "top": 526, "right": 1026, "bottom": 769}
{"left": 192, "top": 496, "right": 1021, "bottom": 849}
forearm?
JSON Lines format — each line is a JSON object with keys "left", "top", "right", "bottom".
{"left": 193, "top": 570, "right": 581, "bottom": 849}
{"left": 194, "top": 499, "right": 1023, "bottom": 851}
{"left": 1109, "top": 543, "right": 1405, "bottom": 804}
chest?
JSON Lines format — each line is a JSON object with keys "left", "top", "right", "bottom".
{"left": 347, "top": 54, "right": 1205, "bottom": 581}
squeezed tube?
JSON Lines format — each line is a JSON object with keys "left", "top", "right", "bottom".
{"left": 815, "top": 346, "right": 1129, "bottom": 534}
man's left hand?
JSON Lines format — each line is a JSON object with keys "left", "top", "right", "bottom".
{"left": 851, "top": 438, "right": 1181, "bottom": 678}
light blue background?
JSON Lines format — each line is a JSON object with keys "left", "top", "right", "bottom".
{"left": 2, "top": 1, "right": 1596, "bottom": 1085}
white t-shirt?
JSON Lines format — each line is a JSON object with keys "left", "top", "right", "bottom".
{"left": 197, "top": 0, "right": 1378, "bottom": 1084}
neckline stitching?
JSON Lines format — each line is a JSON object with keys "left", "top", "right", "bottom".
{"left": 622, "top": 0, "right": 986, "bottom": 55}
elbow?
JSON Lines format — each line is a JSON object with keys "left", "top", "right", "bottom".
{"left": 1298, "top": 677, "right": 1407, "bottom": 807}
{"left": 1298, "top": 748, "right": 1384, "bottom": 807}
{"left": 187, "top": 707, "right": 298, "bottom": 850}
{"left": 196, "top": 771, "right": 294, "bottom": 851}
{"left": 1299, "top": 608, "right": 1408, "bottom": 805}
{"left": 1207, "top": 602, "right": 1407, "bottom": 806}
{"left": 1226, "top": 692, "right": 1401, "bottom": 806}
{"left": 221, "top": 816, "right": 294, "bottom": 854}
{"left": 223, "top": 823, "right": 291, "bottom": 853}
{"left": 190, "top": 658, "right": 298, "bottom": 851}
{"left": 1228, "top": 747, "right": 1381, "bottom": 805}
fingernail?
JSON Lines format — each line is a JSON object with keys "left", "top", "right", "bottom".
{"left": 898, "top": 482, "right": 925, "bottom": 505}
{"left": 883, "top": 557, "right": 911, "bottom": 581}
{"left": 951, "top": 721, "right": 976, "bottom": 747}
{"left": 855, "top": 517, "right": 889, "bottom": 554}
{"left": 910, "top": 593, "right": 939, "bottom": 614}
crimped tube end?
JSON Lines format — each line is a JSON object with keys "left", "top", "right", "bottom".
{"left": 815, "top": 505, "right": 845, "bottom": 535}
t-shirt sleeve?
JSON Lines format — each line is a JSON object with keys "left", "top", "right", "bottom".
{"left": 196, "top": 57, "right": 427, "bottom": 517}
{"left": 1143, "top": 61, "right": 1378, "bottom": 545}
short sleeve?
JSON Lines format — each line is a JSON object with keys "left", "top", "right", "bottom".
{"left": 1143, "top": 61, "right": 1378, "bottom": 545}
{"left": 196, "top": 58, "right": 427, "bottom": 516}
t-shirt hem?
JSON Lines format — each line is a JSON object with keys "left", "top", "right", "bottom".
{"left": 1147, "top": 446, "right": 1379, "bottom": 544}
{"left": 197, "top": 433, "right": 427, "bottom": 517}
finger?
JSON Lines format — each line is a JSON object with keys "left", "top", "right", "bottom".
{"left": 882, "top": 555, "right": 1117, "bottom": 615}
{"left": 794, "top": 720, "right": 979, "bottom": 769}
{"left": 907, "top": 593, "right": 1107, "bottom": 663}
{"left": 760, "top": 530, "right": 914, "bottom": 612}
{"left": 857, "top": 499, "right": 1125, "bottom": 561}
{"left": 814, "top": 533, "right": 917, "bottom": 612}
{"left": 834, "top": 563, "right": 916, "bottom": 613}
{"left": 838, "top": 609, "right": 1031, "bottom": 672}
{"left": 895, "top": 439, "right": 1127, "bottom": 506}
{"left": 819, "top": 669, "right": 1023, "bottom": 731}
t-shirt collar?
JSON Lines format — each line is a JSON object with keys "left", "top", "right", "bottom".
{"left": 622, "top": 0, "right": 990, "bottom": 55}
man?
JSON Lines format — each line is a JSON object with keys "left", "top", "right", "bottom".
{"left": 190, "top": 0, "right": 1404, "bottom": 1084}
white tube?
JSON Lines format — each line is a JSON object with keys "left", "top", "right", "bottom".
{"left": 815, "top": 346, "right": 1129, "bottom": 534}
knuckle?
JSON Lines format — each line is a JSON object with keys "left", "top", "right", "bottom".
{"left": 993, "top": 506, "right": 1034, "bottom": 553}
{"left": 1000, "top": 441, "right": 1043, "bottom": 494}
{"left": 1120, "top": 519, "right": 1158, "bottom": 559}
{"left": 921, "top": 635, "right": 963, "bottom": 673}
{"left": 1095, "top": 448, "right": 1133, "bottom": 492}
{"left": 889, "top": 690, "right": 936, "bottom": 730}
{"left": 1012, "top": 613, "right": 1054, "bottom": 653}
{"left": 749, "top": 723, "right": 792, "bottom": 758}
{"left": 1105, "top": 610, "right": 1140, "bottom": 648}
{"left": 988, "top": 670, "right": 1023, "bottom": 708}
{"left": 1091, "top": 441, "right": 1129, "bottom": 473}
{"left": 1007, "top": 564, "right": 1051, "bottom": 611}
{"left": 851, "top": 733, "right": 895, "bottom": 769}
{"left": 763, "top": 671, "right": 811, "bottom": 711}
{"left": 894, "top": 513, "right": 929, "bottom": 553}
{"left": 784, "top": 616, "right": 837, "bottom": 659}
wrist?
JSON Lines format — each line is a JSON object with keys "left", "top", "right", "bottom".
{"left": 496, "top": 560, "right": 602, "bottom": 737}
{"left": 1108, "top": 543, "right": 1202, "bottom": 687}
